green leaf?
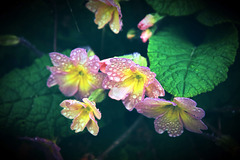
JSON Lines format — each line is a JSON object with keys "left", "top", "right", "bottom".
{"left": 145, "top": 0, "right": 206, "bottom": 16}
{"left": 148, "top": 23, "right": 238, "bottom": 97}
{"left": 196, "top": 9, "right": 234, "bottom": 27}
{"left": 0, "top": 54, "right": 73, "bottom": 139}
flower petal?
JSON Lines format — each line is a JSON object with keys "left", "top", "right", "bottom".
{"left": 54, "top": 73, "right": 79, "bottom": 97}
{"left": 83, "top": 98, "right": 101, "bottom": 120}
{"left": 46, "top": 74, "right": 57, "bottom": 87}
{"left": 85, "top": 55, "right": 100, "bottom": 74}
{"left": 99, "top": 58, "right": 112, "bottom": 73}
{"left": 70, "top": 48, "right": 88, "bottom": 66}
{"left": 122, "top": 91, "right": 144, "bottom": 111}
{"left": 173, "top": 97, "right": 205, "bottom": 119}
{"left": 94, "top": 3, "right": 114, "bottom": 29}
{"left": 87, "top": 112, "right": 99, "bottom": 136}
{"left": 135, "top": 98, "right": 176, "bottom": 118}
{"left": 105, "top": 58, "right": 135, "bottom": 82}
{"left": 108, "top": 86, "right": 132, "bottom": 101}
{"left": 75, "top": 72, "right": 105, "bottom": 99}
{"left": 86, "top": 0, "right": 103, "bottom": 13}
{"left": 109, "top": 9, "right": 122, "bottom": 34}
{"left": 180, "top": 111, "right": 208, "bottom": 134}
{"left": 49, "top": 52, "right": 72, "bottom": 71}
{"left": 60, "top": 99, "right": 85, "bottom": 119}
{"left": 71, "top": 110, "right": 90, "bottom": 133}
{"left": 154, "top": 108, "right": 184, "bottom": 137}
{"left": 145, "top": 79, "right": 165, "bottom": 98}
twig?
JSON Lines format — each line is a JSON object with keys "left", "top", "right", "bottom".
{"left": 97, "top": 116, "right": 144, "bottom": 160}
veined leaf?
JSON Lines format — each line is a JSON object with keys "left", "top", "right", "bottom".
{"left": 0, "top": 54, "right": 73, "bottom": 139}
{"left": 145, "top": 0, "right": 206, "bottom": 16}
{"left": 148, "top": 24, "right": 238, "bottom": 97}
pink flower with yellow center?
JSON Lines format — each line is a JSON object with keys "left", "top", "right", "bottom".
{"left": 47, "top": 48, "right": 105, "bottom": 99}
{"left": 100, "top": 58, "right": 165, "bottom": 111}
{"left": 86, "top": 0, "right": 123, "bottom": 34}
{"left": 135, "top": 97, "right": 208, "bottom": 137}
{"left": 60, "top": 98, "right": 101, "bottom": 136}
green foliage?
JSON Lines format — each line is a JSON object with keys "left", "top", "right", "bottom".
{"left": 0, "top": 54, "right": 73, "bottom": 139}
{"left": 148, "top": 23, "right": 238, "bottom": 97}
{"left": 145, "top": 0, "right": 205, "bottom": 16}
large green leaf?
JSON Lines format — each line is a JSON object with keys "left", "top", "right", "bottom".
{"left": 148, "top": 24, "right": 238, "bottom": 97}
{"left": 145, "top": 0, "right": 205, "bottom": 16}
{"left": 0, "top": 54, "right": 73, "bottom": 139}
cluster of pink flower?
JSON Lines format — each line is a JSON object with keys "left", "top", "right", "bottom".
{"left": 47, "top": 48, "right": 207, "bottom": 136}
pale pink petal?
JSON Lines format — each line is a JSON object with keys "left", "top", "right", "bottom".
{"left": 49, "top": 52, "right": 72, "bottom": 71}
{"left": 135, "top": 98, "right": 176, "bottom": 118}
{"left": 54, "top": 73, "right": 79, "bottom": 97}
{"left": 99, "top": 58, "right": 112, "bottom": 73}
{"left": 86, "top": 0, "right": 103, "bottom": 13}
{"left": 135, "top": 64, "right": 156, "bottom": 86}
{"left": 60, "top": 99, "right": 85, "bottom": 119}
{"left": 75, "top": 72, "right": 106, "bottom": 99}
{"left": 140, "top": 29, "right": 152, "bottom": 43}
{"left": 154, "top": 112, "right": 184, "bottom": 137}
{"left": 145, "top": 79, "right": 165, "bottom": 98}
{"left": 180, "top": 113, "right": 208, "bottom": 134}
{"left": 87, "top": 112, "right": 99, "bottom": 136}
{"left": 138, "top": 14, "right": 155, "bottom": 30}
{"left": 105, "top": 58, "right": 135, "bottom": 82}
{"left": 173, "top": 97, "right": 205, "bottom": 119}
{"left": 85, "top": 55, "right": 100, "bottom": 74}
{"left": 122, "top": 91, "right": 144, "bottom": 111}
{"left": 71, "top": 111, "right": 90, "bottom": 133}
{"left": 108, "top": 86, "right": 132, "bottom": 101}
{"left": 70, "top": 48, "right": 88, "bottom": 66}
{"left": 46, "top": 74, "right": 57, "bottom": 87}
{"left": 109, "top": 9, "right": 122, "bottom": 34}
{"left": 83, "top": 98, "right": 101, "bottom": 120}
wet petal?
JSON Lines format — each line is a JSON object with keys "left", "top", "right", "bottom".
{"left": 46, "top": 74, "right": 57, "bottom": 87}
{"left": 54, "top": 73, "right": 79, "bottom": 97}
{"left": 122, "top": 91, "right": 144, "bottom": 111}
{"left": 108, "top": 86, "right": 132, "bottom": 101}
{"left": 60, "top": 99, "right": 85, "bottom": 119}
{"left": 86, "top": 0, "right": 103, "bottom": 13}
{"left": 83, "top": 98, "right": 101, "bottom": 120}
{"left": 105, "top": 58, "right": 135, "bottom": 82}
{"left": 71, "top": 110, "right": 90, "bottom": 133}
{"left": 49, "top": 52, "right": 72, "bottom": 71}
{"left": 76, "top": 72, "right": 105, "bottom": 99}
{"left": 173, "top": 97, "right": 205, "bottom": 119}
{"left": 180, "top": 111, "right": 208, "bottom": 133}
{"left": 94, "top": 3, "right": 114, "bottom": 29}
{"left": 135, "top": 98, "right": 176, "bottom": 118}
{"left": 85, "top": 55, "right": 100, "bottom": 74}
{"left": 99, "top": 58, "right": 112, "bottom": 73}
{"left": 109, "top": 9, "right": 122, "bottom": 34}
{"left": 154, "top": 108, "right": 184, "bottom": 137}
{"left": 70, "top": 48, "right": 88, "bottom": 65}
{"left": 145, "top": 79, "right": 165, "bottom": 98}
{"left": 87, "top": 112, "right": 99, "bottom": 136}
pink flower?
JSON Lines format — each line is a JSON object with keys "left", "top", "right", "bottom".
{"left": 47, "top": 48, "right": 105, "bottom": 99}
{"left": 140, "top": 29, "right": 153, "bottom": 43}
{"left": 135, "top": 97, "right": 208, "bottom": 137}
{"left": 101, "top": 58, "right": 165, "bottom": 111}
{"left": 60, "top": 98, "right": 101, "bottom": 136}
{"left": 138, "top": 13, "right": 164, "bottom": 31}
{"left": 86, "top": 0, "right": 123, "bottom": 34}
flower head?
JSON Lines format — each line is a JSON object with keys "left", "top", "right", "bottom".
{"left": 140, "top": 29, "right": 153, "bottom": 43}
{"left": 137, "top": 13, "right": 164, "bottom": 31}
{"left": 60, "top": 98, "right": 101, "bottom": 136}
{"left": 86, "top": 0, "right": 123, "bottom": 34}
{"left": 101, "top": 58, "right": 165, "bottom": 111}
{"left": 47, "top": 48, "right": 105, "bottom": 99}
{"left": 135, "top": 97, "right": 208, "bottom": 137}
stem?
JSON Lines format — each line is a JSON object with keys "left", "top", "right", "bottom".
{"left": 19, "top": 37, "right": 44, "bottom": 57}
{"left": 97, "top": 116, "right": 144, "bottom": 160}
